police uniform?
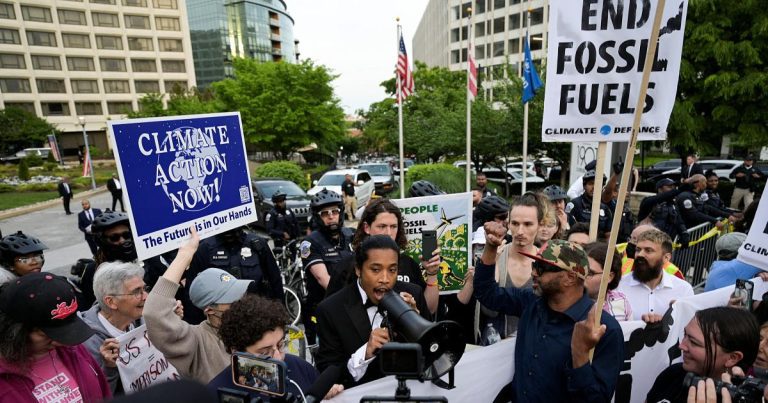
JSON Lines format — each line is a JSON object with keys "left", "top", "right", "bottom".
{"left": 675, "top": 190, "right": 722, "bottom": 229}
{"left": 648, "top": 200, "right": 690, "bottom": 247}
{"left": 186, "top": 231, "right": 284, "bottom": 324}
{"left": 607, "top": 199, "right": 635, "bottom": 243}
{"left": 265, "top": 206, "right": 300, "bottom": 247}
{"left": 565, "top": 194, "right": 613, "bottom": 234}
{"left": 300, "top": 226, "right": 355, "bottom": 343}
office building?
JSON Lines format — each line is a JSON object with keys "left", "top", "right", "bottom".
{"left": 0, "top": 0, "right": 196, "bottom": 153}
{"left": 186, "top": 0, "right": 296, "bottom": 89}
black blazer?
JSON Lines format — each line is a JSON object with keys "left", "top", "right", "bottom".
{"left": 315, "top": 281, "right": 430, "bottom": 387}
{"left": 682, "top": 163, "right": 703, "bottom": 179}
{"left": 78, "top": 208, "right": 102, "bottom": 233}
{"left": 58, "top": 182, "right": 73, "bottom": 197}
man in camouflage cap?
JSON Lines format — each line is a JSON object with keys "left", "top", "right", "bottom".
{"left": 473, "top": 221, "right": 623, "bottom": 402}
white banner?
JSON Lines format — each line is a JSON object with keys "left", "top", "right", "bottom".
{"left": 542, "top": 0, "right": 689, "bottom": 142}
{"left": 116, "top": 324, "right": 180, "bottom": 394}
{"left": 737, "top": 190, "right": 768, "bottom": 270}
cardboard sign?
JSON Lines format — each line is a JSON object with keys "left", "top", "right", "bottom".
{"left": 391, "top": 193, "right": 472, "bottom": 293}
{"left": 542, "top": 0, "right": 688, "bottom": 142}
{"left": 116, "top": 324, "right": 180, "bottom": 394}
{"left": 108, "top": 112, "right": 256, "bottom": 260}
{"left": 737, "top": 190, "right": 768, "bottom": 270}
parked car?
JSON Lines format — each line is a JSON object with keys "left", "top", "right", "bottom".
{"left": 0, "top": 147, "right": 52, "bottom": 163}
{"left": 504, "top": 161, "right": 537, "bottom": 176}
{"left": 251, "top": 178, "right": 312, "bottom": 232}
{"left": 393, "top": 159, "right": 414, "bottom": 180}
{"left": 307, "top": 169, "right": 375, "bottom": 208}
{"left": 482, "top": 167, "right": 546, "bottom": 195}
{"left": 640, "top": 159, "right": 680, "bottom": 180}
{"left": 358, "top": 163, "right": 396, "bottom": 195}
{"left": 650, "top": 159, "right": 743, "bottom": 183}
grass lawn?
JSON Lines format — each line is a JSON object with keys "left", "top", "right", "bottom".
{"left": 0, "top": 191, "right": 59, "bottom": 210}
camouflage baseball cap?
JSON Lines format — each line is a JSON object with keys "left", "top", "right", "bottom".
{"left": 518, "top": 239, "right": 589, "bottom": 280}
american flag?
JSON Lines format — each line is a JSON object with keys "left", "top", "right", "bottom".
{"left": 467, "top": 41, "right": 478, "bottom": 100}
{"left": 396, "top": 33, "right": 414, "bottom": 103}
{"left": 82, "top": 150, "right": 90, "bottom": 177}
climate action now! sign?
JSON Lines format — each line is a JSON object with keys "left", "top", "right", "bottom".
{"left": 109, "top": 112, "right": 255, "bottom": 260}
{"left": 542, "top": 0, "right": 688, "bottom": 142}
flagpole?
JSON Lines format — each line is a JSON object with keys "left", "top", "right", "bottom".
{"left": 465, "top": 7, "right": 473, "bottom": 192}
{"left": 521, "top": 7, "right": 531, "bottom": 195}
{"left": 397, "top": 21, "right": 405, "bottom": 199}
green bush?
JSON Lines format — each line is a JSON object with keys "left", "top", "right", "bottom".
{"left": 254, "top": 161, "right": 305, "bottom": 187}
{"left": 18, "top": 158, "right": 30, "bottom": 180}
{"left": 42, "top": 162, "right": 58, "bottom": 172}
{"left": 24, "top": 154, "right": 43, "bottom": 167}
{"left": 0, "top": 183, "right": 14, "bottom": 193}
{"left": 406, "top": 164, "right": 461, "bottom": 182}
{"left": 405, "top": 164, "right": 467, "bottom": 194}
{"left": 47, "top": 150, "right": 57, "bottom": 163}
{"left": 18, "top": 183, "right": 57, "bottom": 192}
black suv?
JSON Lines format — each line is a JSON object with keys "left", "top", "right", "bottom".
{"left": 251, "top": 178, "right": 311, "bottom": 233}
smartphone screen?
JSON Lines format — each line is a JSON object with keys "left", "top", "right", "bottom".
{"left": 231, "top": 353, "right": 286, "bottom": 397}
{"left": 422, "top": 230, "right": 437, "bottom": 262}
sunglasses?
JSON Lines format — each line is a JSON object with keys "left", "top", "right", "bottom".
{"left": 319, "top": 208, "right": 341, "bottom": 218}
{"left": 106, "top": 231, "right": 132, "bottom": 243}
{"left": 532, "top": 260, "right": 563, "bottom": 276}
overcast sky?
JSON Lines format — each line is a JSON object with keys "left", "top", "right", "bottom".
{"left": 288, "top": 0, "right": 429, "bottom": 115}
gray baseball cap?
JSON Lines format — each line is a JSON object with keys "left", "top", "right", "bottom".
{"left": 189, "top": 268, "right": 253, "bottom": 309}
{"left": 715, "top": 232, "right": 747, "bottom": 255}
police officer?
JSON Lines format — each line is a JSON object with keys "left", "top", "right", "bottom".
{"left": 600, "top": 165, "right": 635, "bottom": 243}
{"left": 186, "top": 226, "right": 284, "bottom": 324}
{"left": 675, "top": 174, "right": 728, "bottom": 230}
{"left": 265, "top": 190, "right": 300, "bottom": 248}
{"left": 647, "top": 179, "right": 690, "bottom": 247}
{"left": 703, "top": 170, "right": 742, "bottom": 221}
{"left": 565, "top": 170, "right": 613, "bottom": 237}
{"left": 301, "top": 189, "right": 354, "bottom": 343}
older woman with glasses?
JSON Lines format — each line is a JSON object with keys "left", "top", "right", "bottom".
{"left": 80, "top": 261, "right": 182, "bottom": 395}
{"left": 0, "top": 231, "right": 48, "bottom": 285}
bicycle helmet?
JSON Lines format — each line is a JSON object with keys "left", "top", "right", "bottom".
{"left": 92, "top": 211, "right": 137, "bottom": 262}
{"left": 271, "top": 190, "right": 287, "bottom": 203}
{"left": 408, "top": 180, "right": 443, "bottom": 197}
{"left": 91, "top": 211, "right": 130, "bottom": 234}
{"left": 542, "top": 185, "right": 567, "bottom": 201}
{"left": 310, "top": 189, "right": 344, "bottom": 235}
{"left": 474, "top": 195, "right": 510, "bottom": 223}
{"left": 582, "top": 170, "right": 606, "bottom": 185}
{"left": 0, "top": 231, "right": 47, "bottom": 267}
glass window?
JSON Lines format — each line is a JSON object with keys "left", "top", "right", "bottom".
{"left": 21, "top": 6, "right": 52, "bottom": 23}
{"left": 4, "top": 102, "right": 35, "bottom": 113}
{"left": 0, "top": 78, "right": 31, "bottom": 93}
{"left": 451, "top": 6, "right": 460, "bottom": 20}
{"left": 475, "top": 23, "right": 484, "bottom": 38}
{"left": 75, "top": 102, "right": 102, "bottom": 115}
{"left": 0, "top": 28, "right": 20, "bottom": 44}
{"left": 510, "top": 0, "right": 520, "bottom": 4}
{"left": 67, "top": 56, "right": 95, "bottom": 71}
{"left": 450, "top": 28, "right": 459, "bottom": 43}
{"left": 92, "top": 12, "right": 119, "bottom": 27}
{"left": 96, "top": 35, "right": 123, "bottom": 50}
{"left": 135, "top": 80, "right": 159, "bottom": 93}
{"left": 71, "top": 80, "right": 98, "bottom": 94}
{"left": 155, "top": 16, "right": 179, "bottom": 31}
{"left": 103, "top": 79, "right": 129, "bottom": 93}
{"left": 26, "top": 31, "right": 56, "bottom": 47}
{"left": 493, "top": 41, "right": 504, "bottom": 57}
{"left": 509, "top": 13, "right": 520, "bottom": 30}
{"left": 475, "top": 45, "right": 484, "bottom": 60}
{"left": 164, "top": 80, "right": 187, "bottom": 91}
{"left": 530, "top": 33, "right": 543, "bottom": 51}
{"left": 509, "top": 39, "right": 520, "bottom": 54}
{"left": 57, "top": 9, "right": 86, "bottom": 25}
{"left": 41, "top": 102, "right": 70, "bottom": 116}
{"left": 100, "top": 58, "right": 126, "bottom": 71}
{"left": 127, "top": 37, "right": 153, "bottom": 51}
{"left": 62, "top": 33, "right": 91, "bottom": 48}
{"left": 31, "top": 55, "right": 61, "bottom": 70}
{"left": 131, "top": 59, "right": 156, "bottom": 72}
{"left": 0, "top": 53, "right": 25, "bottom": 69}
{"left": 530, "top": 8, "right": 544, "bottom": 25}
{"left": 107, "top": 101, "right": 132, "bottom": 114}
{"left": 493, "top": 0, "right": 505, "bottom": 9}
{"left": 493, "top": 17, "right": 504, "bottom": 34}
{"left": 36, "top": 79, "right": 66, "bottom": 93}
{"left": 90, "top": 0, "right": 116, "bottom": 4}
{"left": 158, "top": 38, "right": 182, "bottom": 52}
{"left": 122, "top": 0, "right": 147, "bottom": 6}
{"left": 152, "top": 0, "right": 177, "bottom": 9}
{"left": 124, "top": 14, "right": 150, "bottom": 29}
{"left": 0, "top": 3, "right": 15, "bottom": 19}
{"left": 161, "top": 59, "right": 185, "bottom": 73}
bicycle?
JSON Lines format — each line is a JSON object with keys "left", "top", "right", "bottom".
{"left": 274, "top": 239, "right": 307, "bottom": 326}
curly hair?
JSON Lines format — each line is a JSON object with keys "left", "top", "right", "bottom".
{"left": 352, "top": 198, "right": 408, "bottom": 250}
{"left": 218, "top": 294, "right": 290, "bottom": 353}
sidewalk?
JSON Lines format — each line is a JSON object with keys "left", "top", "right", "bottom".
{"left": 0, "top": 186, "right": 108, "bottom": 220}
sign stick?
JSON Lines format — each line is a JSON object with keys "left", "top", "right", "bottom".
{"left": 588, "top": 142, "right": 607, "bottom": 241}
{"left": 591, "top": 0, "right": 668, "bottom": 358}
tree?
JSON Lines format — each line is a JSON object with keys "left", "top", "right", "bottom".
{"left": 129, "top": 87, "right": 221, "bottom": 118}
{"left": 213, "top": 58, "right": 346, "bottom": 160}
{"left": 0, "top": 108, "right": 57, "bottom": 156}
{"left": 669, "top": 0, "right": 768, "bottom": 154}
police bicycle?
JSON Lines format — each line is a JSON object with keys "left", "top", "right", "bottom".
{"left": 273, "top": 239, "right": 307, "bottom": 326}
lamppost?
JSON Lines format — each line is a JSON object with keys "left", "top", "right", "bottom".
{"left": 78, "top": 116, "right": 96, "bottom": 190}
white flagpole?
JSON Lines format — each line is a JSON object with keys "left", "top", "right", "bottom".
{"left": 397, "top": 21, "right": 405, "bottom": 199}
{"left": 521, "top": 8, "right": 531, "bottom": 195}
{"left": 465, "top": 7, "right": 473, "bottom": 192}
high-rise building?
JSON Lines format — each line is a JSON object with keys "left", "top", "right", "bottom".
{"left": 0, "top": 0, "right": 196, "bottom": 153}
{"left": 414, "top": 0, "right": 548, "bottom": 98}
{"left": 186, "top": 0, "right": 296, "bottom": 89}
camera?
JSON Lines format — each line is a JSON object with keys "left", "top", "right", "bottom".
{"left": 684, "top": 372, "right": 768, "bottom": 403}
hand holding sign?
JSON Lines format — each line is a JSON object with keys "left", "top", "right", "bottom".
{"left": 99, "top": 338, "right": 120, "bottom": 368}
{"left": 572, "top": 304, "right": 606, "bottom": 368}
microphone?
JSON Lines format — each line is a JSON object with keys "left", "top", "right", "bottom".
{"left": 304, "top": 365, "right": 341, "bottom": 403}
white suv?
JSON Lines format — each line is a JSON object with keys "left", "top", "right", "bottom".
{"left": 308, "top": 169, "right": 375, "bottom": 207}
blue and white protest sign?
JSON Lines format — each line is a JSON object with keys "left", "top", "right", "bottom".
{"left": 108, "top": 112, "right": 255, "bottom": 260}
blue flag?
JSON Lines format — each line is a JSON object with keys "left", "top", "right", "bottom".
{"left": 522, "top": 32, "right": 543, "bottom": 104}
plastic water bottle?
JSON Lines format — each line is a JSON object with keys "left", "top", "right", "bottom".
{"left": 483, "top": 323, "right": 501, "bottom": 345}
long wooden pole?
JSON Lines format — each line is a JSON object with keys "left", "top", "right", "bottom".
{"left": 588, "top": 142, "right": 607, "bottom": 241}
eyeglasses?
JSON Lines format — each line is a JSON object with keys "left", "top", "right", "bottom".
{"left": 106, "top": 231, "right": 132, "bottom": 243}
{"left": 111, "top": 285, "right": 150, "bottom": 299}
{"left": 254, "top": 336, "right": 289, "bottom": 356}
{"left": 15, "top": 254, "right": 44, "bottom": 264}
{"left": 494, "top": 213, "right": 508, "bottom": 221}
{"left": 319, "top": 208, "right": 341, "bottom": 218}
{"left": 532, "top": 260, "right": 563, "bottom": 276}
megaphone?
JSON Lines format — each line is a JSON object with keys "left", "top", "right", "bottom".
{"left": 379, "top": 290, "right": 466, "bottom": 380}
